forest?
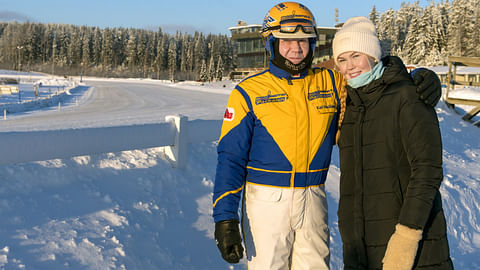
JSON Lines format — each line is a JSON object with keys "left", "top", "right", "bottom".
{"left": 0, "top": 23, "right": 233, "bottom": 81}
{"left": 371, "top": 0, "right": 480, "bottom": 65}
{"left": 0, "top": 0, "right": 478, "bottom": 80}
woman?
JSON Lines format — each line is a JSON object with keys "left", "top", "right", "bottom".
{"left": 333, "top": 17, "right": 453, "bottom": 269}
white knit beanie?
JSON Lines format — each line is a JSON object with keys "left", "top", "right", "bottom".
{"left": 332, "top": 16, "right": 381, "bottom": 65}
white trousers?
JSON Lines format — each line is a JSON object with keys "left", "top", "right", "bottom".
{"left": 242, "top": 183, "right": 330, "bottom": 270}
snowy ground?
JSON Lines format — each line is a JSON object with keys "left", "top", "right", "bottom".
{"left": 0, "top": 71, "right": 81, "bottom": 117}
{"left": 0, "top": 70, "right": 479, "bottom": 269}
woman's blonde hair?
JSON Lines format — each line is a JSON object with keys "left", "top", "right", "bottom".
{"left": 335, "top": 78, "right": 348, "bottom": 144}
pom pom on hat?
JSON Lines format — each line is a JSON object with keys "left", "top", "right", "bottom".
{"left": 332, "top": 16, "right": 381, "bottom": 65}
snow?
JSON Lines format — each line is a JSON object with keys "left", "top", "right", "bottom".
{"left": 430, "top": 66, "right": 480, "bottom": 75}
{"left": 0, "top": 70, "right": 479, "bottom": 269}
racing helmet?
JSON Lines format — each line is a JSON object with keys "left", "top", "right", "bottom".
{"left": 261, "top": 2, "right": 318, "bottom": 40}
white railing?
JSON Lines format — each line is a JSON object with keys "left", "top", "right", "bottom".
{"left": 0, "top": 115, "right": 222, "bottom": 169}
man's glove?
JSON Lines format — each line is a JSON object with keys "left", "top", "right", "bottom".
{"left": 382, "top": 224, "right": 423, "bottom": 270}
{"left": 412, "top": 68, "right": 442, "bottom": 107}
{"left": 214, "top": 219, "right": 244, "bottom": 263}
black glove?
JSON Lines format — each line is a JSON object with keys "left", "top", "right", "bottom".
{"left": 214, "top": 219, "right": 244, "bottom": 263}
{"left": 412, "top": 68, "right": 442, "bottom": 107}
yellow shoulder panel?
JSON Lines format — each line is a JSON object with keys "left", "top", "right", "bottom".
{"left": 219, "top": 89, "right": 250, "bottom": 141}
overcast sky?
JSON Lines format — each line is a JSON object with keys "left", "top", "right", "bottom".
{"left": 0, "top": 0, "right": 438, "bottom": 34}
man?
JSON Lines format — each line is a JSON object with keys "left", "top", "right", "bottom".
{"left": 212, "top": 2, "right": 441, "bottom": 269}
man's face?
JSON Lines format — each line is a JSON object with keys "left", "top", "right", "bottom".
{"left": 278, "top": 38, "right": 309, "bottom": 65}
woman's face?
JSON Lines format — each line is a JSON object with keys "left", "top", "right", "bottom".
{"left": 337, "top": 51, "right": 376, "bottom": 80}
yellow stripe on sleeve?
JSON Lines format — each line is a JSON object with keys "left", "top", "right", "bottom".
{"left": 212, "top": 185, "right": 245, "bottom": 208}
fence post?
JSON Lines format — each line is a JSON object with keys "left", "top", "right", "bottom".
{"left": 164, "top": 115, "right": 188, "bottom": 169}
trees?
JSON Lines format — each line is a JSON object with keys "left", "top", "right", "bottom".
{"left": 372, "top": 0, "right": 480, "bottom": 65}
{"left": 125, "top": 31, "right": 137, "bottom": 74}
{"left": 368, "top": 5, "right": 379, "bottom": 27}
{"left": 193, "top": 33, "right": 206, "bottom": 73}
{"left": 377, "top": 8, "right": 396, "bottom": 57}
{"left": 101, "top": 28, "right": 114, "bottom": 71}
{"left": 208, "top": 55, "right": 215, "bottom": 82}
{"left": 216, "top": 55, "right": 224, "bottom": 81}
{"left": 81, "top": 30, "right": 92, "bottom": 70}
{"left": 0, "top": 21, "right": 233, "bottom": 79}
{"left": 92, "top": 27, "right": 102, "bottom": 67}
{"left": 199, "top": 59, "right": 208, "bottom": 82}
{"left": 167, "top": 37, "right": 177, "bottom": 81}
{"left": 3, "top": 1, "right": 479, "bottom": 76}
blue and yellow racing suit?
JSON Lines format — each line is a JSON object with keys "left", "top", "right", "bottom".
{"left": 213, "top": 63, "right": 342, "bottom": 222}
{"left": 213, "top": 63, "right": 342, "bottom": 268}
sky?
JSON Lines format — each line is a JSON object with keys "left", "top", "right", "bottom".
{"left": 0, "top": 70, "right": 478, "bottom": 269}
{"left": 0, "top": 0, "right": 440, "bottom": 35}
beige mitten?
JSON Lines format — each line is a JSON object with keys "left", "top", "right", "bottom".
{"left": 382, "top": 224, "right": 423, "bottom": 270}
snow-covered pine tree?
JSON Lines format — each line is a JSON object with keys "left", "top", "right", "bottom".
{"left": 403, "top": 5, "right": 432, "bottom": 65}
{"left": 101, "top": 28, "right": 115, "bottom": 71}
{"left": 67, "top": 27, "right": 82, "bottom": 67}
{"left": 179, "top": 33, "right": 188, "bottom": 74}
{"left": 155, "top": 33, "right": 168, "bottom": 78}
{"left": 41, "top": 25, "right": 54, "bottom": 65}
{"left": 208, "top": 55, "right": 215, "bottom": 82}
{"left": 136, "top": 31, "right": 148, "bottom": 77}
{"left": 92, "top": 27, "right": 102, "bottom": 66}
{"left": 397, "top": 2, "right": 423, "bottom": 64}
{"left": 186, "top": 38, "right": 194, "bottom": 72}
{"left": 216, "top": 55, "right": 224, "bottom": 81}
{"left": 1, "top": 22, "right": 22, "bottom": 70}
{"left": 461, "top": 0, "right": 480, "bottom": 57}
{"left": 447, "top": 0, "right": 466, "bottom": 57}
{"left": 391, "top": 2, "right": 417, "bottom": 59}
{"left": 199, "top": 59, "right": 208, "bottom": 82}
{"left": 427, "top": 1, "right": 448, "bottom": 65}
{"left": 81, "top": 31, "right": 91, "bottom": 70}
{"left": 167, "top": 37, "right": 177, "bottom": 82}
{"left": 57, "top": 25, "right": 70, "bottom": 68}
{"left": 194, "top": 33, "right": 206, "bottom": 72}
{"left": 51, "top": 30, "right": 58, "bottom": 73}
{"left": 369, "top": 5, "right": 379, "bottom": 27}
{"left": 144, "top": 31, "right": 156, "bottom": 77}
{"left": 24, "top": 23, "right": 42, "bottom": 69}
{"left": 113, "top": 29, "right": 126, "bottom": 70}
{"left": 377, "top": 8, "right": 396, "bottom": 56}
{"left": 220, "top": 35, "right": 233, "bottom": 73}
{"left": 125, "top": 31, "right": 137, "bottom": 74}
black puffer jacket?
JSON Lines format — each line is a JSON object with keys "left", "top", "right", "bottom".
{"left": 338, "top": 56, "right": 453, "bottom": 269}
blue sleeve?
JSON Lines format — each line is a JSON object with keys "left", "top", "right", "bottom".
{"left": 212, "top": 86, "right": 254, "bottom": 223}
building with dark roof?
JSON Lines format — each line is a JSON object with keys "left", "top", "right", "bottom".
{"left": 228, "top": 20, "right": 338, "bottom": 79}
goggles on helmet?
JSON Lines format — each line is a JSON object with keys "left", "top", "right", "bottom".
{"left": 263, "top": 19, "right": 316, "bottom": 35}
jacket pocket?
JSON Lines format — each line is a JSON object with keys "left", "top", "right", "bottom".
{"left": 310, "top": 88, "right": 337, "bottom": 114}
{"left": 245, "top": 184, "right": 283, "bottom": 202}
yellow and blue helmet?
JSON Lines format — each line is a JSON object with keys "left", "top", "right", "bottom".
{"left": 261, "top": 2, "right": 318, "bottom": 60}
{"left": 261, "top": 2, "right": 318, "bottom": 40}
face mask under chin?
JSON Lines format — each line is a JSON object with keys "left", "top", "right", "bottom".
{"left": 272, "top": 43, "right": 313, "bottom": 75}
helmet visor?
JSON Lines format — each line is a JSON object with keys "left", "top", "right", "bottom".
{"left": 263, "top": 18, "right": 317, "bottom": 38}
{"left": 277, "top": 19, "right": 316, "bottom": 34}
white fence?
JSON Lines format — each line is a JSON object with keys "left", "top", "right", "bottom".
{"left": 0, "top": 115, "right": 222, "bottom": 169}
